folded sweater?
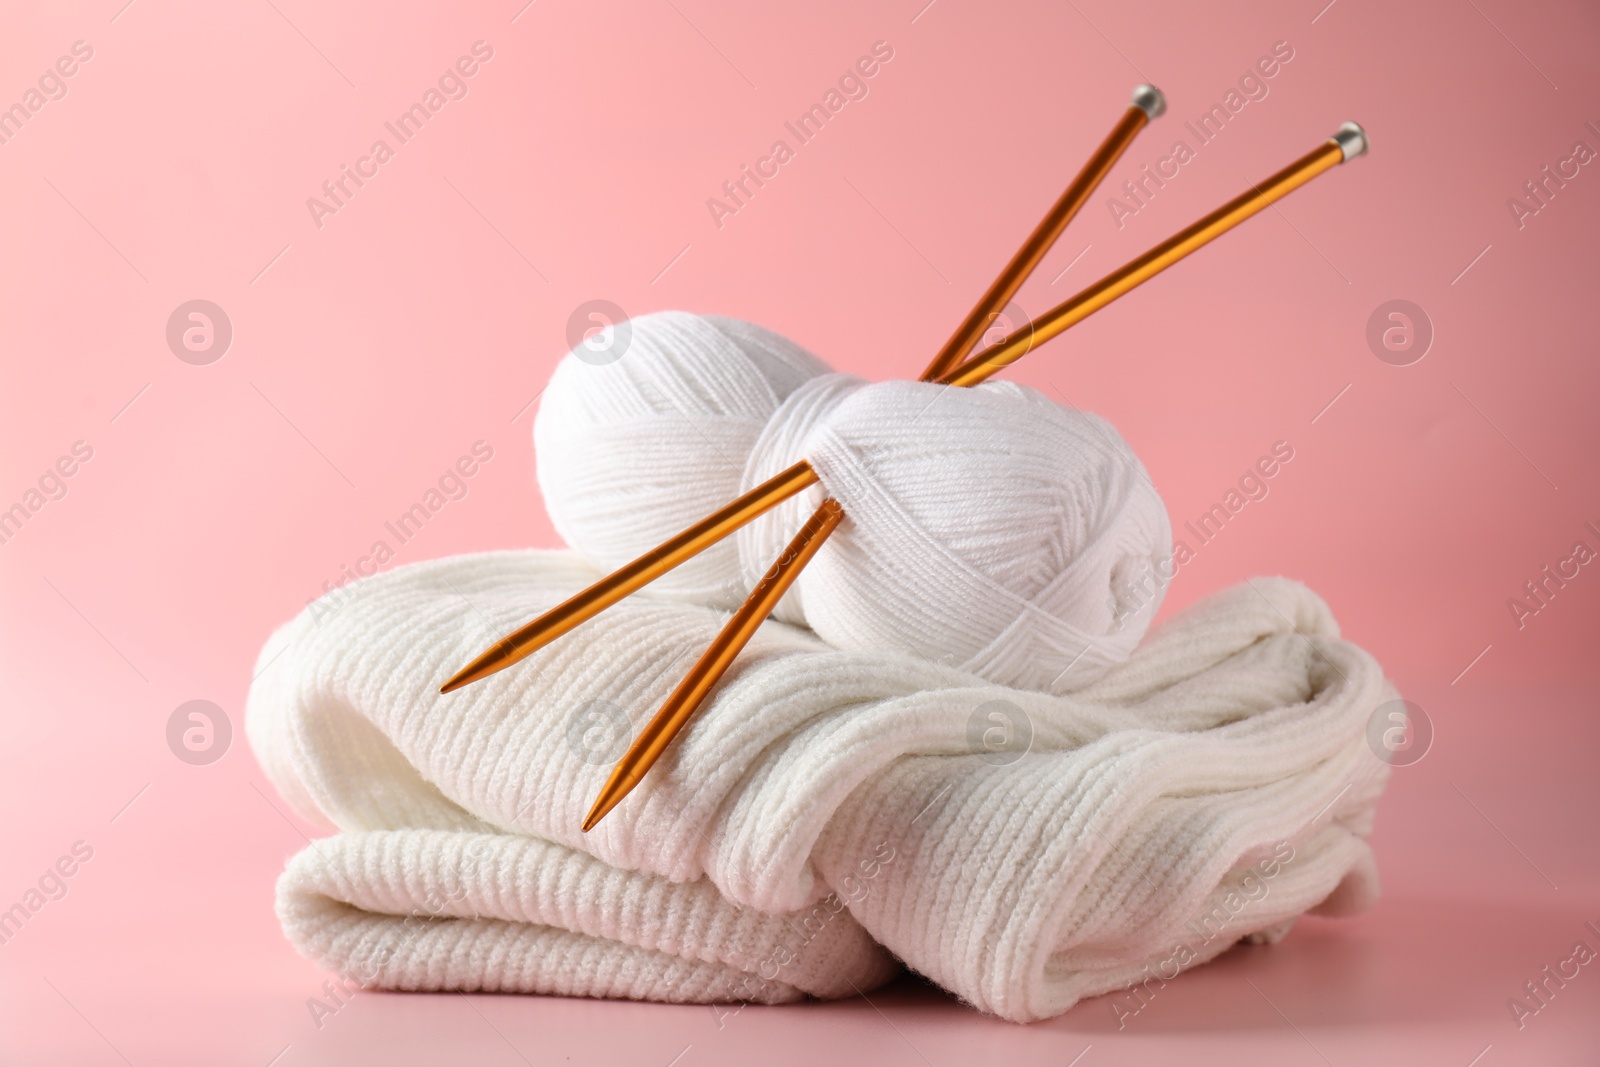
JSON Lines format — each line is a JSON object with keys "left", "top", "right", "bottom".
{"left": 248, "top": 550, "right": 1392, "bottom": 1022}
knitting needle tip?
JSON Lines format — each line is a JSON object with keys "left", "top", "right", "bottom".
{"left": 581, "top": 772, "right": 635, "bottom": 832}
{"left": 439, "top": 646, "right": 513, "bottom": 694}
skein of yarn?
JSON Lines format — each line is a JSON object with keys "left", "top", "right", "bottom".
{"left": 535, "top": 311, "right": 1173, "bottom": 693}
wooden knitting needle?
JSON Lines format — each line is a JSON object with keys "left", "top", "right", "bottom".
{"left": 440, "top": 86, "right": 1166, "bottom": 696}
{"left": 580, "top": 122, "right": 1369, "bottom": 831}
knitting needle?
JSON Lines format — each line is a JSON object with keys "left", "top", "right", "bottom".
{"left": 580, "top": 121, "right": 1369, "bottom": 831}
{"left": 574, "top": 89, "right": 1167, "bottom": 830}
{"left": 583, "top": 498, "right": 847, "bottom": 822}
{"left": 440, "top": 460, "right": 820, "bottom": 692}
{"left": 920, "top": 83, "right": 1167, "bottom": 380}
{"left": 440, "top": 86, "right": 1166, "bottom": 696}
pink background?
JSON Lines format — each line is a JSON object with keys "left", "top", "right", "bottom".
{"left": 3, "top": 0, "right": 1598, "bottom": 1062}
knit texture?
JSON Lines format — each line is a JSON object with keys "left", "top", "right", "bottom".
{"left": 249, "top": 550, "right": 1393, "bottom": 1022}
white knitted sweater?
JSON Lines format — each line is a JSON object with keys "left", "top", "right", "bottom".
{"left": 248, "top": 550, "right": 1392, "bottom": 1022}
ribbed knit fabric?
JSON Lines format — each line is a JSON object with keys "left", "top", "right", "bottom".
{"left": 249, "top": 550, "right": 1393, "bottom": 1022}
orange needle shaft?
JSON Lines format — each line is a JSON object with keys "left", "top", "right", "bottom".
{"left": 580, "top": 499, "right": 845, "bottom": 831}
{"left": 440, "top": 460, "right": 818, "bottom": 692}
{"left": 919, "top": 86, "right": 1164, "bottom": 382}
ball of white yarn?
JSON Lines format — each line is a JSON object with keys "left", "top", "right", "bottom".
{"left": 534, "top": 311, "right": 1172, "bottom": 692}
